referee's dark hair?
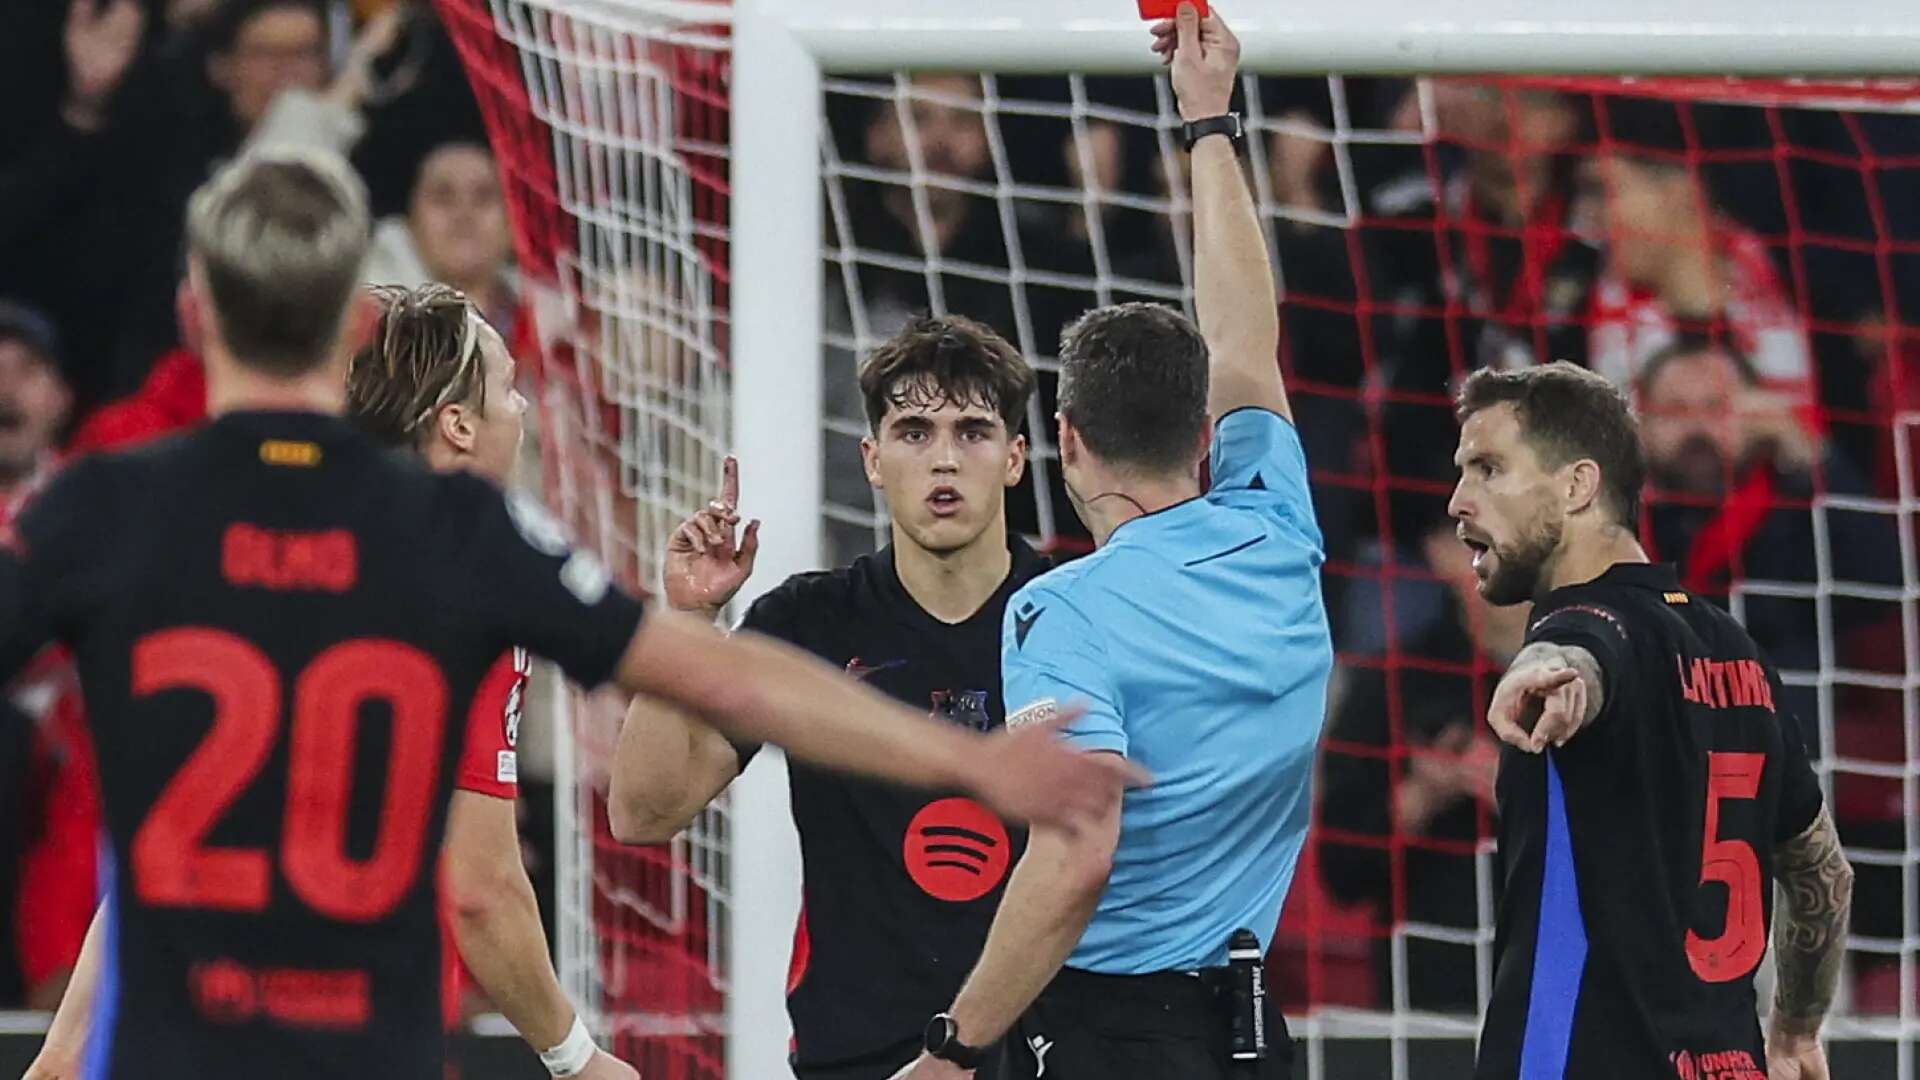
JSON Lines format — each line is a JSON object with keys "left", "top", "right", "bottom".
{"left": 1455, "top": 361, "right": 1646, "bottom": 527}
{"left": 1056, "top": 302, "right": 1209, "bottom": 474}
{"left": 858, "top": 314, "right": 1035, "bottom": 434}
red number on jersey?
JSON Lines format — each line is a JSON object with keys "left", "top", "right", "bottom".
{"left": 131, "top": 631, "right": 449, "bottom": 922}
{"left": 284, "top": 641, "right": 446, "bottom": 922}
{"left": 1685, "top": 751, "right": 1768, "bottom": 983}
{"left": 131, "top": 629, "right": 280, "bottom": 911}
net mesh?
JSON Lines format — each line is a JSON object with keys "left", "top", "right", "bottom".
{"left": 437, "top": 1, "right": 733, "bottom": 1076}
{"left": 433, "top": 0, "right": 1920, "bottom": 1073}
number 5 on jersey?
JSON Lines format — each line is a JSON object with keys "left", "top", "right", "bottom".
{"left": 1686, "top": 751, "right": 1767, "bottom": 983}
{"left": 131, "top": 628, "right": 446, "bottom": 922}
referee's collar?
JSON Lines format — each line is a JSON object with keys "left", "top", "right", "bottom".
{"left": 1587, "top": 561, "right": 1681, "bottom": 591}
{"left": 1104, "top": 494, "right": 1205, "bottom": 544}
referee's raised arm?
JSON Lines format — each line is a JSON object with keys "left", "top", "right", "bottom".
{"left": 1154, "top": 3, "right": 1288, "bottom": 421}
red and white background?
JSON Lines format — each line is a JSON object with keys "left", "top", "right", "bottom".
{"left": 432, "top": 1, "right": 1920, "bottom": 1077}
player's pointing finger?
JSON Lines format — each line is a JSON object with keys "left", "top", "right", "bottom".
{"left": 721, "top": 454, "right": 740, "bottom": 510}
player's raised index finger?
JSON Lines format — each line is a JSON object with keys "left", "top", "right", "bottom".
{"left": 721, "top": 455, "right": 740, "bottom": 508}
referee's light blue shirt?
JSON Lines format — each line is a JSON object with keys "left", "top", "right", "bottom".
{"left": 1003, "top": 408, "right": 1332, "bottom": 974}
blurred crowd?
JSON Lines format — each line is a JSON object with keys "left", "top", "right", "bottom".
{"left": 5, "top": 0, "right": 1920, "bottom": 1030}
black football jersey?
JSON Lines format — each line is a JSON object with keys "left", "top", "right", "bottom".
{"left": 0, "top": 411, "right": 645, "bottom": 1079}
{"left": 731, "top": 539, "right": 1048, "bottom": 1072}
{"left": 1475, "top": 563, "right": 1823, "bottom": 1080}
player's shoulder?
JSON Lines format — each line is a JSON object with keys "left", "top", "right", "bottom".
{"left": 1007, "top": 552, "right": 1116, "bottom": 620}
{"left": 739, "top": 564, "right": 861, "bottom": 641}
{"left": 22, "top": 438, "right": 178, "bottom": 524}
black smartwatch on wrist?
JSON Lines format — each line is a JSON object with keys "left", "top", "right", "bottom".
{"left": 1182, "top": 112, "right": 1245, "bottom": 152}
{"left": 924, "top": 1013, "right": 986, "bottom": 1068}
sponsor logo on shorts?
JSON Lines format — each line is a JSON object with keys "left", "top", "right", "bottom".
{"left": 497, "top": 750, "right": 518, "bottom": 784}
{"left": 1029, "top": 1034, "right": 1054, "bottom": 1076}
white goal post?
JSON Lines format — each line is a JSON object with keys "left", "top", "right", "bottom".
{"left": 712, "top": 0, "right": 1920, "bottom": 1074}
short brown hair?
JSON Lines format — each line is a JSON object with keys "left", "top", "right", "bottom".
{"left": 186, "top": 147, "right": 371, "bottom": 376}
{"left": 347, "top": 284, "right": 489, "bottom": 449}
{"left": 858, "top": 315, "right": 1034, "bottom": 434}
{"left": 1455, "top": 361, "right": 1646, "bottom": 526}
{"left": 1057, "top": 303, "right": 1209, "bottom": 473}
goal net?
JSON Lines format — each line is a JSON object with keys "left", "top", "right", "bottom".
{"left": 434, "top": 0, "right": 1920, "bottom": 1076}
{"left": 436, "top": 1, "right": 734, "bottom": 1077}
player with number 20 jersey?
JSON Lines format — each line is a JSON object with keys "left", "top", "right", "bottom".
{"left": 0, "top": 416, "right": 645, "bottom": 1079}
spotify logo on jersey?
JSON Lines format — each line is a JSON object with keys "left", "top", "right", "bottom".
{"left": 903, "top": 797, "right": 1012, "bottom": 902}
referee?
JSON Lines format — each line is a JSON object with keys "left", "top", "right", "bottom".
{"left": 895, "top": 8, "right": 1330, "bottom": 1079}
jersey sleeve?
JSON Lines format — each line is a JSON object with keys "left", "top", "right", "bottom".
{"left": 1523, "top": 597, "right": 1631, "bottom": 711}
{"left": 1208, "top": 407, "right": 1321, "bottom": 552}
{"left": 724, "top": 583, "right": 812, "bottom": 769}
{"left": 457, "top": 650, "right": 527, "bottom": 800}
{"left": 1001, "top": 583, "right": 1125, "bottom": 756}
{"left": 1771, "top": 667, "right": 1825, "bottom": 842}
{"left": 463, "top": 482, "right": 647, "bottom": 689}
{"left": 0, "top": 462, "right": 102, "bottom": 682}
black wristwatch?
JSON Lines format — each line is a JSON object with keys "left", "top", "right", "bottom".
{"left": 1182, "top": 112, "right": 1245, "bottom": 152}
{"left": 924, "top": 1013, "right": 987, "bottom": 1068}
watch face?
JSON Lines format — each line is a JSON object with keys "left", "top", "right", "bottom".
{"left": 925, "top": 1014, "right": 953, "bottom": 1053}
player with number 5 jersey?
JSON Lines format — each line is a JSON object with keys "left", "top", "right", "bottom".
{"left": 1447, "top": 362, "right": 1853, "bottom": 1080}
{"left": 0, "top": 148, "right": 1141, "bottom": 1080}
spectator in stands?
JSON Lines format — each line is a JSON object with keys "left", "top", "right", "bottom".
{"left": 0, "top": 0, "right": 151, "bottom": 417}
{"left": 0, "top": 302, "right": 99, "bottom": 1013}
{"left": 1368, "top": 84, "right": 1602, "bottom": 574}
{"left": 835, "top": 73, "right": 1016, "bottom": 335}
{"left": 365, "top": 140, "right": 518, "bottom": 334}
{"left": 1584, "top": 98, "right": 1812, "bottom": 401}
{"left": 88, "top": 0, "right": 481, "bottom": 404}
{"left": 65, "top": 315, "right": 207, "bottom": 455}
{"left": 1320, "top": 498, "right": 1515, "bottom": 1015}
{"left": 204, "top": 0, "right": 329, "bottom": 136}
{"left": 0, "top": 303, "right": 73, "bottom": 514}
{"left": 1637, "top": 337, "right": 1896, "bottom": 678}
{"left": 1377, "top": 82, "right": 1601, "bottom": 381}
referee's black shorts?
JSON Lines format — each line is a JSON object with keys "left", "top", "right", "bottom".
{"left": 996, "top": 966, "right": 1294, "bottom": 1080}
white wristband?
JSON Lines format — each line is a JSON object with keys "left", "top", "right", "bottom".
{"left": 540, "top": 1016, "right": 597, "bottom": 1077}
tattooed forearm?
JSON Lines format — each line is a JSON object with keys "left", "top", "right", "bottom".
{"left": 1771, "top": 805, "right": 1853, "bottom": 1036}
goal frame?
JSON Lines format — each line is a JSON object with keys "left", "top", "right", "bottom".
{"left": 723, "top": 0, "right": 1920, "bottom": 1073}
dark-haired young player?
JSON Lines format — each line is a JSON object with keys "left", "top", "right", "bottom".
{"left": 1449, "top": 361, "right": 1853, "bottom": 1080}
{"left": 0, "top": 146, "right": 1136, "bottom": 1080}
{"left": 611, "top": 314, "right": 1046, "bottom": 1079}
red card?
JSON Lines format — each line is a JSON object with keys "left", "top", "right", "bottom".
{"left": 1138, "top": 0, "right": 1206, "bottom": 20}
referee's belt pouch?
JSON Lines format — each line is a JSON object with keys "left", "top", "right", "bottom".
{"left": 1195, "top": 965, "right": 1295, "bottom": 1077}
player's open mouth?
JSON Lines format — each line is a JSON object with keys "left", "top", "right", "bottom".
{"left": 1460, "top": 535, "right": 1492, "bottom": 572}
{"left": 928, "top": 487, "right": 964, "bottom": 516}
